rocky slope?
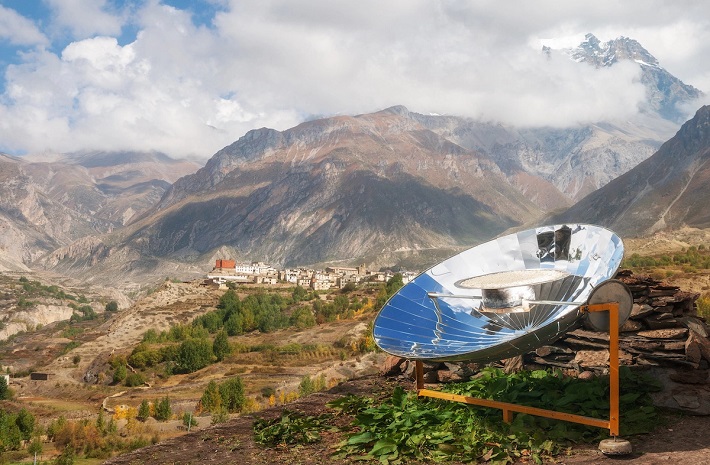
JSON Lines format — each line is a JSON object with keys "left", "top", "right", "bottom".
{"left": 552, "top": 105, "right": 710, "bottom": 235}
{"left": 48, "top": 108, "right": 541, "bottom": 277}
{"left": 0, "top": 151, "right": 198, "bottom": 271}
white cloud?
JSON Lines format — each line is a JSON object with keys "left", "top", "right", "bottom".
{"left": 0, "top": 0, "right": 709, "bottom": 159}
{"left": 46, "top": 0, "right": 124, "bottom": 38}
{"left": 0, "top": 6, "right": 49, "bottom": 46}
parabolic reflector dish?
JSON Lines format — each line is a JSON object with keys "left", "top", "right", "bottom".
{"left": 373, "top": 224, "right": 624, "bottom": 362}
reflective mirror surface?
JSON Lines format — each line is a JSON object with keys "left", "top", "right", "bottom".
{"left": 373, "top": 224, "right": 624, "bottom": 362}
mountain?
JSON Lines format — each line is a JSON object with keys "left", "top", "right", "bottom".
{"left": 43, "top": 108, "right": 543, "bottom": 279}
{"left": 571, "top": 33, "right": 703, "bottom": 123}
{"left": 409, "top": 33, "right": 702, "bottom": 207}
{"left": 405, "top": 110, "right": 677, "bottom": 208}
{"left": 551, "top": 105, "right": 710, "bottom": 235}
{"left": 0, "top": 151, "right": 199, "bottom": 271}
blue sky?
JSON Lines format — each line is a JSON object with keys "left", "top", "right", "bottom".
{"left": 1, "top": 0, "right": 709, "bottom": 159}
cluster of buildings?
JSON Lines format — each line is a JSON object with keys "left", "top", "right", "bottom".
{"left": 206, "top": 259, "right": 416, "bottom": 291}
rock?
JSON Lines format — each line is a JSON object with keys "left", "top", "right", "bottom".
{"left": 679, "top": 317, "right": 709, "bottom": 338}
{"left": 573, "top": 350, "right": 609, "bottom": 368}
{"left": 620, "top": 319, "right": 643, "bottom": 332}
{"left": 380, "top": 355, "right": 406, "bottom": 376}
{"left": 630, "top": 303, "right": 654, "bottom": 319}
{"left": 687, "top": 330, "right": 710, "bottom": 362}
{"left": 436, "top": 370, "right": 465, "bottom": 383}
{"left": 578, "top": 371, "right": 596, "bottom": 380}
{"left": 637, "top": 328, "right": 688, "bottom": 339}
{"left": 503, "top": 355, "right": 523, "bottom": 373}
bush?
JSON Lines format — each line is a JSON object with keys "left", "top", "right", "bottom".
{"left": 125, "top": 373, "right": 145, "bottom": 387}
{"left": 105, "top": 301, "right": 119, "bottom": 312}
{"left": 112, "top": 364, "right": 127, "bottom": 384}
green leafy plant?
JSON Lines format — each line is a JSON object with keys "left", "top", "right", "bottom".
{"left": 335, "top": 367, "right": 660, "bottom": 464}
{"left": 253, "top": 410, "right": 335, "bottom": 446}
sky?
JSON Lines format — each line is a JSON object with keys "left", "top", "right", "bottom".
{"left": 1, "top": 0, "right": 710, "bottom": 160}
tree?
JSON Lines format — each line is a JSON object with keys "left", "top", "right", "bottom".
{"left": 0, "top": 376, "right": 10, "bottom": 400}
{"left": 54, "top": 445, "right": 76, "bottom": 465}
{"left": 212, "top": 330, "right": 231, "bottom": 362}
{"left": 112, "top": 364, "right": 127, "bottom": 384}
{"left": 154, "top": 396, "right": 171, "bottom": 421}
{"left": 175, "top": 338, "right": 213, "bottom": 373}
{"left": 200, "top": 380, "right": 222, "bottom": 413}
{"left": 292, "top": 285, "right": 309, "bottom": 302}
{"left": 15, "top": 408, "right": 35, "bottom": 440}
{"left": 385, "top": 273, "right": 404, "bottom": 295}
{"left": 28, "top": 436, "right": 43, "bottom": 459}
{"left": 137, "top": 400, "right": 150, "bottom": 421}
{"left": 182, "top": 412, "right": 198, "bottom": 429}
{"left": 290, "top": 306, "right": 315, "bottom": 329}
{"left": 299, "top": 375, "right": 315, "bottom": 397}
{"left": 218, "top": 377, "right": 245, "bottom": 413}
{"left": 105, "top": 301, "right": 119, "bottom": 312}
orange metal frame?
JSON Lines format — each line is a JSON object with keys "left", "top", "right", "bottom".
{"left": 415, "top": 302, "right": 621, "bottom": 436}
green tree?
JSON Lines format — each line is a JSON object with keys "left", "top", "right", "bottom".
{"left": 154, "top": 396, "right": 171, "bottom": 421}
{"left": 182, "top": 412, "right": 198, "bottom": 429}
{"left": 0, "top": 409, "right": 22, "bottom": 451}
{"left": 137, "top": 400, "right": 151, "bottom": 421}
{"left": 0, "top": 376, "right": 10, "bottom": 400}
{"left": 175, "top": 338, "right": 213, "bottom": 373}
{"left": 200, "top": 380, "right": 222, "bottom": 413}
{"left": 53, "top": 445, "right": 76, "bottom": 465}
{"left": 385, "top": 273, "right": 404, "bottom": 295}
{"left": 96, "top": 409, "right": 106, "bottom": 433}
{"left": 218, "top": 377, "right": 245, "bottom": 413}
{"left": 292, "top": 285, "right": 309, "bottom": 302}
{"left": 212, "top": 330, "right": 232, "bottom": 362}
{"left": 113, "top": 364, "right": 127, "bottom": 384}
{"left": 105, "top": 301, "right": 119, "bottom": 312}
{"left": 15, "top": 408, "right": 35, "bottom": 440}
{"left": 299, "top": 375, "right": 315, "bottom": 397}
{"left": 28, "top": 436, "right": 43, "bottom": 459}
{"left": 290, "top": 306, "right": 316, "bottom": 329}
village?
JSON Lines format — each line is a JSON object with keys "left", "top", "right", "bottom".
{"left": 206, "top": 259, "right": 418, "bottom": 290}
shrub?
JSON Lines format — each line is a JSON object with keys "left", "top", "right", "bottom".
{"left": 112, "top": 364, "right": 127, "bottom": 384}
{"left": 105, "top": 301, "right": 119, "bottom": 312}
{"left": 125, "top": 373, "right": 145, "bottom": 387}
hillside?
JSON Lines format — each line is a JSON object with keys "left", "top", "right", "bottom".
{"left": 552, "top": 105, "right": 710, "bottom": 235}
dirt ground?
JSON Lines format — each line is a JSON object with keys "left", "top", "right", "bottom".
{"left": 101, "top": 374, "right": 710, "bottom": 465}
